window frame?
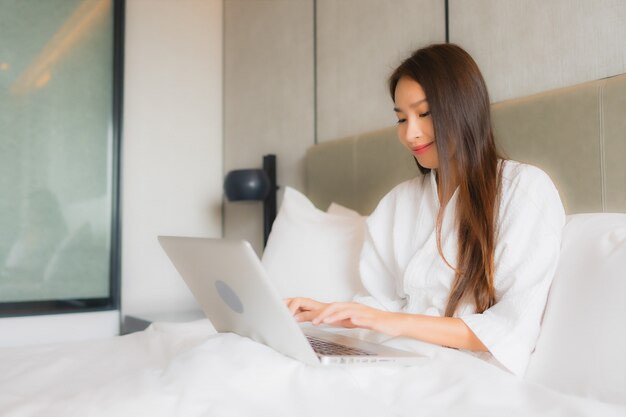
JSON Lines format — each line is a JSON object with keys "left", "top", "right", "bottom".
{"left": 0, "top": 0, "right": 124, "bottom": 318}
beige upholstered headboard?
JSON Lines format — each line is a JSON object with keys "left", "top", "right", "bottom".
{"left": 305, "top": 73, "right": 626, "bottom": 215}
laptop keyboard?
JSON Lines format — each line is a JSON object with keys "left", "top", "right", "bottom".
{"left": 306, "top": 335, "right": 376, "bottom": 356}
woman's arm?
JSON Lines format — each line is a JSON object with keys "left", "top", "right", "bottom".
{"left": 390, "top": 312, "right": 488, "bottom": 351}
{"left": 286, "top": 298, "right": 488, "bottom": 352}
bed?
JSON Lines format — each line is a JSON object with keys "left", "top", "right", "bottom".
{"left": 1, "top": 74, "right": 624, "bottom": 416}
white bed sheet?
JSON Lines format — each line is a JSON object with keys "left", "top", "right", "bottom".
{"left": 0, "top": 319, "right": 623, "bottom": 417}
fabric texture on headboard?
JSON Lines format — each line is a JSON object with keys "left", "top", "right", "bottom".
{"left": 305, "top": 127, "right": 416, "bottom": 214}
{"left": 305, "top": 73, "right": 626, "bottom": 215}
{"left": 492, "top": 73, "right": 626, "bottom": 214}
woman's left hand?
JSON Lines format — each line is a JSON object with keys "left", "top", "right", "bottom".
{"left": 311, "top": 302, "right": 402, "bottom": 336}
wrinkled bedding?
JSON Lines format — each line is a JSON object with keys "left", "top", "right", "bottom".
{"left": 0, "top": 320, "right": 623, "bottom": 417}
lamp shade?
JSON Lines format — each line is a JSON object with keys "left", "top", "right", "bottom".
{"left": 224, "top": 169, "right": 270, "bottom": 201}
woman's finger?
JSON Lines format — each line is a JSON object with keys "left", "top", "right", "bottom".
{"left": 310, "top": 303, "right": 335, "bottom": 324}
{"left": 322, "top": 304, "right": 378, "bottom": 329}
{"left": 294, "top": 310, "right": 319, "bottom": 322}
{"left": 323, "top": 308, "right": 360, "bottom": 325}
{"left": 312, "top": 302, "right": 349, "bottom": 325}
{"left": 287, "top": 297, "right": 328, "bottom": 316}
{"left": 285, "top": 298, "right": 299, "bottom": 315}
{"left": 286, "top": 297, "right": 309, "bottom": 314}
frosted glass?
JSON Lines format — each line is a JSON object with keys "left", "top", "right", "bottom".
{"left": 0, "top": 0, "right": 114, "bottom": 303}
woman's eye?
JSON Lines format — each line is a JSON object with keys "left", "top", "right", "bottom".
{"left": 418, "top": 111, "right": 431, "bottom": 118}
{"left": 396, "top": 118, "right": 406, "bottom": 124}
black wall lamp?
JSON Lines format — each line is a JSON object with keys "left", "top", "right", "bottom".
{"left": 224, "top": 154, "right": 278, "bottom": 246}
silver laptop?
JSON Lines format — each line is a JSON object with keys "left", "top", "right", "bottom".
{"left": 158, "top": 236, "right": 424, "bottom": 366}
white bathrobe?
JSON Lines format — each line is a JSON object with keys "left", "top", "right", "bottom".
{"left": 355, "top": 160, "right": 566, "bottom": 376}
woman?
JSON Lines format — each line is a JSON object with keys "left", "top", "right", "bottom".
{"left": 287, "top": 43, "right": 565, "bottom": 376}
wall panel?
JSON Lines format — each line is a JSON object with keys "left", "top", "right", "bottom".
{"left": 449, "top": 0, "right": 626, "bottom": 102}
{"left": 224, "top": 0, "right": 314, "bottom": 254}
{"left": 122, "top": 0, "right": 223, "bottom": 316}
{"left": 316, "top": 0, "right": 445, "bottom": 142}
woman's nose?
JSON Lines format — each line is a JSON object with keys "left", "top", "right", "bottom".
{"left": 405, "top": 119, "right": 423, "bottom": 141}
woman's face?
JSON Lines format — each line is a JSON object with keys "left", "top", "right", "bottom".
{"left": 393, "top": 76, "right": 439, "bottom": 169}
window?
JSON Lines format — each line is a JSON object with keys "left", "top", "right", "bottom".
{"left": 0, "top": 0, "right": 122, "bottom": 316}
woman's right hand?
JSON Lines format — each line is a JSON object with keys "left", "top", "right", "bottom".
{"left": 285, "top": 297, "right": 329, "bottom": 323}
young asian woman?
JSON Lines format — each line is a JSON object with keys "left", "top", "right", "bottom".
{"left": 287, "top": 43, "right": 565, "bottom": 376}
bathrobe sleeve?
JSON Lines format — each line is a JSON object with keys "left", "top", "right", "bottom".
{"left": 352, "top": 182, "right": 411, "bottom": 312}
{"left": 461, "top": 164, "right": 566, "bottom": 376}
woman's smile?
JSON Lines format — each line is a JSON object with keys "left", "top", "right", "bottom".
{"left": 411, "top": 141, "right": 435, "bottom": 156}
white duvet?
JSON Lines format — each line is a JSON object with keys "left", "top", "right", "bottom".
{"left": 0, "top": 320, "right": 623, "bottom": 417}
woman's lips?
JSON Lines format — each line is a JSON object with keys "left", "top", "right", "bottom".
{"left": 412, "top": 142, "right": 434, "bottom": 156}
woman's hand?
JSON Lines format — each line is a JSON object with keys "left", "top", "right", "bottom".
{"left": 313, "top": 302, "right": 402, "bottom": 336}
{"left": 286, "top": 298, "right": 402, "bottom": 336}
{"left": 286, "top": 298, "right": 487, "bottom": 351}
{"left": 285, "top": 297, "right": 329, "bottom": 323}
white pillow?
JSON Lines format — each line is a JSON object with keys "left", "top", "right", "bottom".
{"left": 326, "top": 202, "right": 363, "bottom": 218}
{"left": 525, "top": 213, "right": 626, "bottom": 404}
{"left": 261, "top": 187, "right": 366, "bottom": 303}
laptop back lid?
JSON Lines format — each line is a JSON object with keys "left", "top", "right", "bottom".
{"left": 158, "top": 236, "right": 319, "bottom": 365}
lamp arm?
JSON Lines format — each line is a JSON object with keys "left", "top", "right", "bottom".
{"left": 262, "top": 154, "right": 278, "bottom": 246}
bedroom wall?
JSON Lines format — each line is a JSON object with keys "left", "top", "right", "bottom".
{"left": 122, "top": 0, "right": 223, "bottom": 317}
{"left": 223, "top": 0, "right": 625, "bottom": 251}
{"left": 315, "top": 0, "right": 445, "bottom": 143}
{"left": 449, "top": 0, "right": 626, "bottom": 103}
{"left": 223, "top": 0, "right": 442, "bottom": 253}
{"left": 223, "top": 0, "right": 314, "bottom": 254}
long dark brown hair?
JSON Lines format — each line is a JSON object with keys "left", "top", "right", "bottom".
{"left": 389, "top": 43, "right": 505, "bottom": 317}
